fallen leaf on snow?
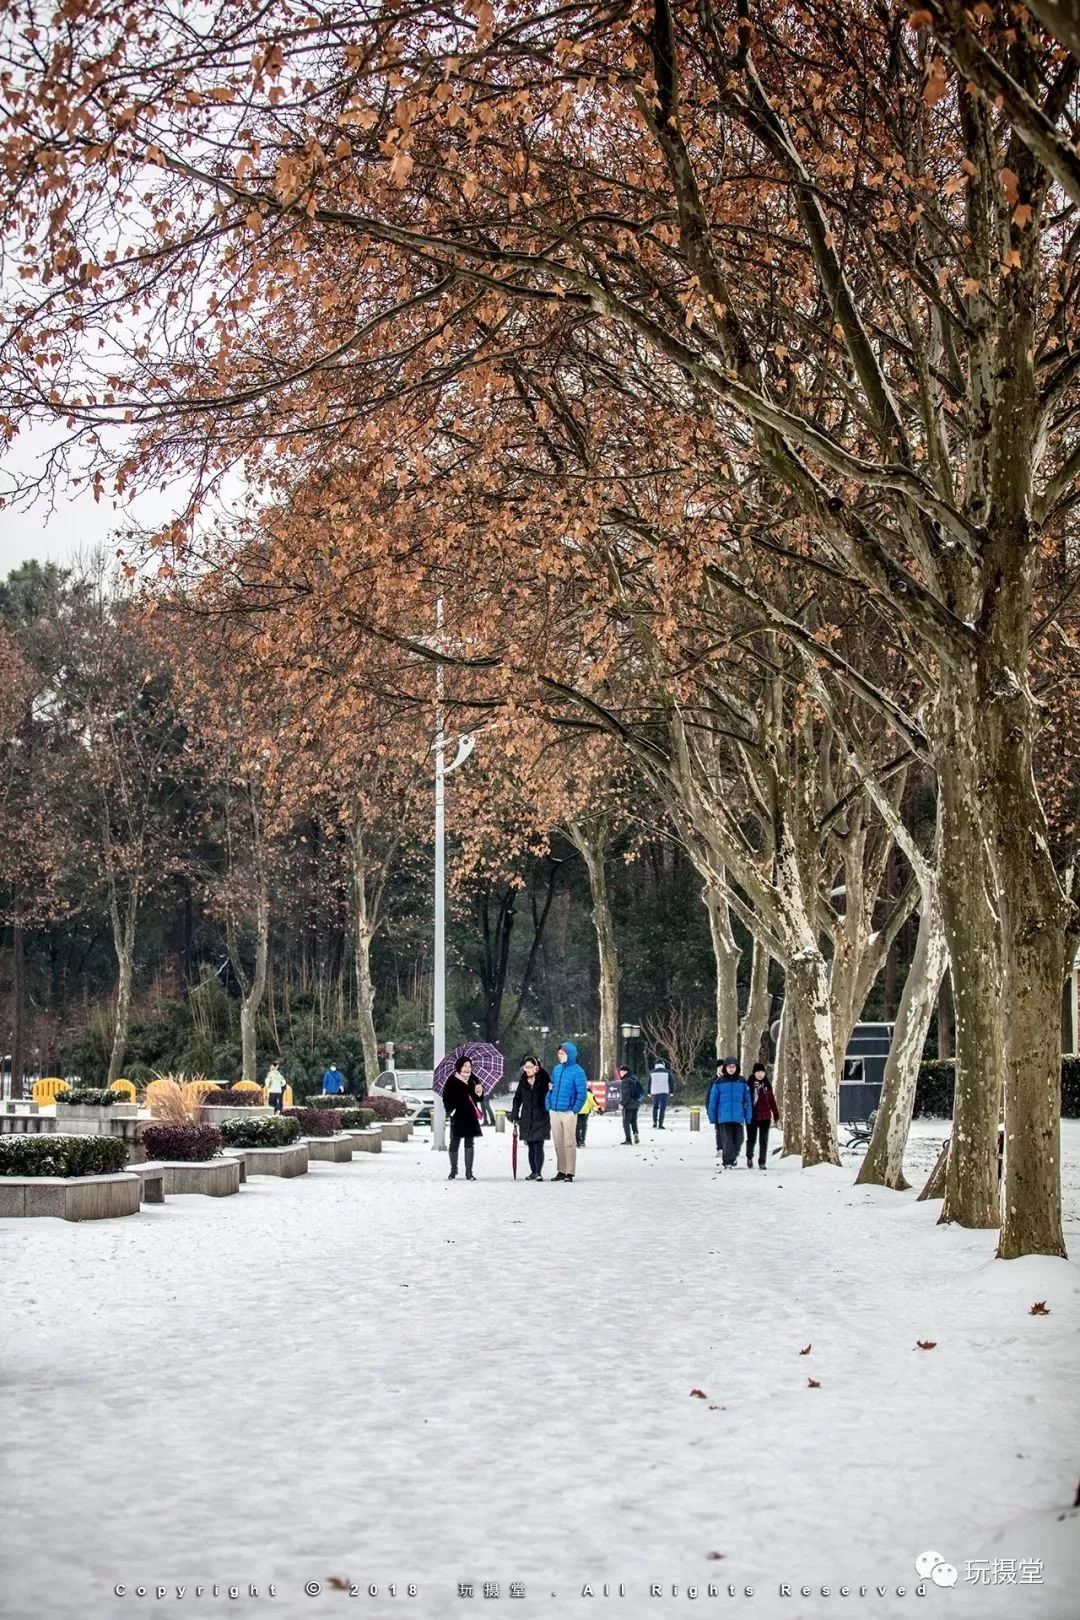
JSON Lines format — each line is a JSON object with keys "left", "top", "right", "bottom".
{"left": 799, "top": 1343, "right": 812, "bottom": 1355}
{"left": 1029, "top": 1301, "right": 1050, "bottom": 1316}
{"left": 689, "top": 1388, "right": 707, "bottom": 1399}
{"left": 706, "top": 1552, "right": 726, "bottom": 1561}
{"left": 807, "top": 1378, "right": 821, "bottom": 1388}
{"left": 916, "top": 1340, "right": 937, "bottom": 1350}
{"left": 1073, "top": 1481, "right": 1080, "bottom": 1509}
{"left": 327, "top": 1577, "right": 351, "bottom": 1591}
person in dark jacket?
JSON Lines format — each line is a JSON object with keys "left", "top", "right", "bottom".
{"left": 510, "top": 1056, "right": 551, "bottom": 1179}
{"left": 706, "top": 1057, "right": 752, "bottom": 1168}
{"left": 442, "top": 1056, "right": 485, "bottom": 1181}
{"left": 746, "top": 1063, "right": 780, "bottom": 1168}
{"left": 619, "top": 1065, "right": 644, "bottom": 1144}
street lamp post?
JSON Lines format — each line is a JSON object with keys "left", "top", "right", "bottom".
{"left": 431, "top": 605, "right": 474, "bottom": 1151}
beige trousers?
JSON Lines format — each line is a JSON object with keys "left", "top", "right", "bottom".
{"left": 550, "top": 1110, "right": 578, "bottom": 1176}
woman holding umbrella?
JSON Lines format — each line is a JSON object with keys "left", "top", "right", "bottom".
{"left": 442, "top": 1055, "right": 485, "bottom": 1181}
{"left": 509, "top": 1056, "right": 551, "bottom": 1180}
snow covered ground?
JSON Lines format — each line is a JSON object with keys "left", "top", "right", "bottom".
{"left": 1, "top": 1116, "right": 1078, "bottom": 1620}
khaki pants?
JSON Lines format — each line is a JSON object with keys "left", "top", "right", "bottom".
{"left": 550, "top": 1110, "right": 578, "bottom": 1176}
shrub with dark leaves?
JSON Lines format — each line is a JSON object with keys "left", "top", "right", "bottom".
{"left": 284, "top": 1107, "right": 342, "bottom": 1137}
{"left": 141, "top": 1123, "right": 222, "bottom": 1161}
{"left": 302, "top": 1095, "right": 356, "bottom": 1109}
{"left": 339, "top": 1108, "right": 376, "bottom": 1130}
{"left": 363, "top": 1092, "right": 408, "bottom": 1121}
{"left": 201, "top": 1089, "right": 265, "bottom": 1108}
{"left": 220, "top": 1115, "right": 301, "bottom": 1148}
{"left": 0, "top": 1134, "right": 130, "bottom": 1176}
{"left": 917, "top": 1057, "right": 1080, "bottom": 1118}
{"left": 56, "top": 1088, "right": 118, "bottom": 1106}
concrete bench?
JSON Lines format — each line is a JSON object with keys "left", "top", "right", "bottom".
{"left": 127, "top": 1161, "right": 166, "bottom": 1204}
{"left": 0, "top": 1172, "right": 141, "bottom": 1221}
{"left": 302, "top": 1134, "right": 353, "bottom": 1164}
{"left": 347, "top": 1128, "right": 382, "bottom": 1154}
{"left": 222, "top": 1143, "right": 308, "bottom": 1178}
{"left": 380, "top": 1121, "right": 412, "bottom": 1144}
{"left": 157, "top": 1157, "right": 242, "bottom": 1197}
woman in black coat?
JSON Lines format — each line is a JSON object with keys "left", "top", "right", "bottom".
{"left": 442, "top": 1056, "right": 485, "bottom": 1181}
{"left": 509, "top": 1056, "right": 551, "bottom": 1180}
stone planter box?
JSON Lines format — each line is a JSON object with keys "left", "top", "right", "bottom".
{"left": 201, "top": 1104, "right": 272, "bottom": 1126}
{"left": 127, "top": 1162, "right": 166, "bottom": 1203}
{"left": 302, "top": 1134, "right": 353, "bottom": 1164}
{"left": 380, "top": 1121, "right": 412, "bottom": 1144}
{"left": 1, "top": 1100, "right": 38, "bottom": 1115}
{"left": 0, "top": 1171, "right": 141, "bottom": 1221}
{"left": 158, "top": 1157, "right": 241, "bottom": 1197}
{"left": 0, "top": 1115, "right": 58, "bottom": 1136}
{"left": 56, "top": 1103, "right": 138, "bottom": 1123}
{"left": 347, "top": 1129, "right": 382, "bottom": 1154}
{"left": 223, "top": 1143, "right": 308, "bottom": 1178}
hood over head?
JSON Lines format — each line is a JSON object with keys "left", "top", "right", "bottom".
{"left": 560, "top": 1041, "right": 578, "bottom": 1064}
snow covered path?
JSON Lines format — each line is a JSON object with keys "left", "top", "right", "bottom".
{"left": 2, "top": 1118, "right": 1078, "bottom": 1620}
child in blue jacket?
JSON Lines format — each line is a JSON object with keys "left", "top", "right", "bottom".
{"left": 706, "top": 1057, "right": 752, "bottom": 1169}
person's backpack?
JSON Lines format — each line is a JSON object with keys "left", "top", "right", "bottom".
{"left": 630, "top": 1075, "right": 645, "bottom": 1104}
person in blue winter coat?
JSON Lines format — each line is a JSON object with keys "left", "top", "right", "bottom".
{"left": 546, "top": 1041, "right": 587, "bottom": 1182}
{"left": 321, "top": 1064, "right": 345, "bottom": 1095}
{"left": 706, "top": 1057, "right": 752, "bottom": 1169}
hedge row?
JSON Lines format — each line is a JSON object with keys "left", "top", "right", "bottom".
{"left": 141, "top": 1123, "right": 222, "bottom": 1161}
{"left": 57, "top": 1088, "right": 119, "bottom": 1107}
{"left": 283, "top": 1107, "right": 342, "bottom": 1136}
{"left": 362, "top": 1093, "right": 408, "bottom": 1122}
{"left": 0, "top": 1135, "right": 131, "bottom": 1177}
{"left": 915, "top": 1057, "right": 1080, "bottom": 1118}
{"left": 338, "top": 1108, "right": 376, "bottom": 1129}
{"left": 220, "top": 1115, "right": 301, "bottom": 1148}
{"left": 201, "top": 1089, "right": 264, "bottom": 1108}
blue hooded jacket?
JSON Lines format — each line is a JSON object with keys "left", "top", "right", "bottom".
{"left": 546, "top": 1041, "right": 587, "bottom": 1113}
{"left": 322, "top": 1066, "right": 344, "bottom": 1095}
{"left": 706, "top": 1059, "right": 752, "bottom": 1125}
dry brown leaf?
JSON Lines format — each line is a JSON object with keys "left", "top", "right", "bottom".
{"left": 807, "top": 1377, "right": 821, "bottom": 1388}
{"left": 799, "top": 1343, "right": 812, "bottom": 1355}
{"left": 1029, "top": 1301, "right": 1050, "bottom": 1316}
{"left": 916, "top": 1340, "right": 937, "bottom": 1350}
{"left": 689, "top": 1387, "right": 707, "bottom": 1399}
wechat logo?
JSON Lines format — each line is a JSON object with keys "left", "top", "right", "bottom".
{"left": 915, "top": 1551, "right": 958, "bottom": 1587}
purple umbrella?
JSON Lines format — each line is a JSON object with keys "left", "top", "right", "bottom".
{"left": 433, "top": 1042, "right": 504, "bottom": 1095}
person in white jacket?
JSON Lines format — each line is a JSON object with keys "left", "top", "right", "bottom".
{"left": 650, "top": 1059, "right": 670, "bottom": 1129}
{"left": 265, "top": 1064, "right": 286, "bottom": 1114}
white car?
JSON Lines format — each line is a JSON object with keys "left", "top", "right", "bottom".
{"left": 372, "top": 1069, "right": 435, "bottom": 1125}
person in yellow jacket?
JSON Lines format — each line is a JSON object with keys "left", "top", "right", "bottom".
{"left": 576, "top": 1084, "right": 601, "bottom": 1148}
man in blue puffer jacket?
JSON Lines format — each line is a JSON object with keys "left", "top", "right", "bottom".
{"left": 546, "top": 1040, "right": 588, "bottom": 1182}
{"left": 706, "top": 1057, "right": 752, "bottom": 1169}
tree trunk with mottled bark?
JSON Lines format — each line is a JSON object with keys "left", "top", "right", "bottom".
{"left": 740, "top": 934, "right": 771, "bottom": 1076}
{"left": 569, "top": 819, "right": 620, "bottom": 1083}
{"left": 703, "top": 879, "right": 740, "bottom": 1058}
{"left": 857, "top": 890, "right": 948, "bottom": 1191}
{"left": 352, "top": 829, "right": 381, "bottom": 1094}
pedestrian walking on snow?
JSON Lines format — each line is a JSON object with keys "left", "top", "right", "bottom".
{"left": 321, "top": 1062, "right": 345, "bottom": 1095}
{"left": 746, "top": 1063, "right": 780, "bottom": 1168}
{"left": 650, "top": 1059, "right": 671, "bottom": 1129}
{"left": 265, "top": 1064, "right": 286, "bottom": 1114}
{"left": 510, "top": 1057, "right": 551, "bottom": 1180}
{"left": 707, "top": 1057, "right": 752, "bottom": 1168}
{"left": 443, "top": 1056, "right": 485, "bottom": 1181}
{"left": 576, "top": 1083, "right": 601, "bottom": 1147}
{"left": 619, "top": 1065, "right": 644, "bottom": 1143}
{"left": 547, "top": 1041, "right": 587, "bottom": 1181}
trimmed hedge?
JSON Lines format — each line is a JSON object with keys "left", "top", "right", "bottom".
{"left": 284, "top": 1106, "right": 342, "bottom": 1137}
{"left": 56, "top": 1088, "right": 119, "bottom": 1107}
{"left": 141, "top": 1123, "right": 222, "bottom": 1161}
{"left": 302, "top": 1095, "right": 356, "bottom": 1110}
{"left": 201, "top": 1088, "right": 264, "bottom": 1108}
{"left": 0, "top": 1134, "right": 130, "bottom": 1177}
{"left": 915, "top": 1057, "right": 1080, "bottom": 1118}
{"left": 363, "top": 1092, "right": 408, "bottom": 1121}
{"left": 220, "top": 1115, "right": 302, "bottom": 1148}
{"left": 339, "top": 1107, "right": 376, "bottom": 1130}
